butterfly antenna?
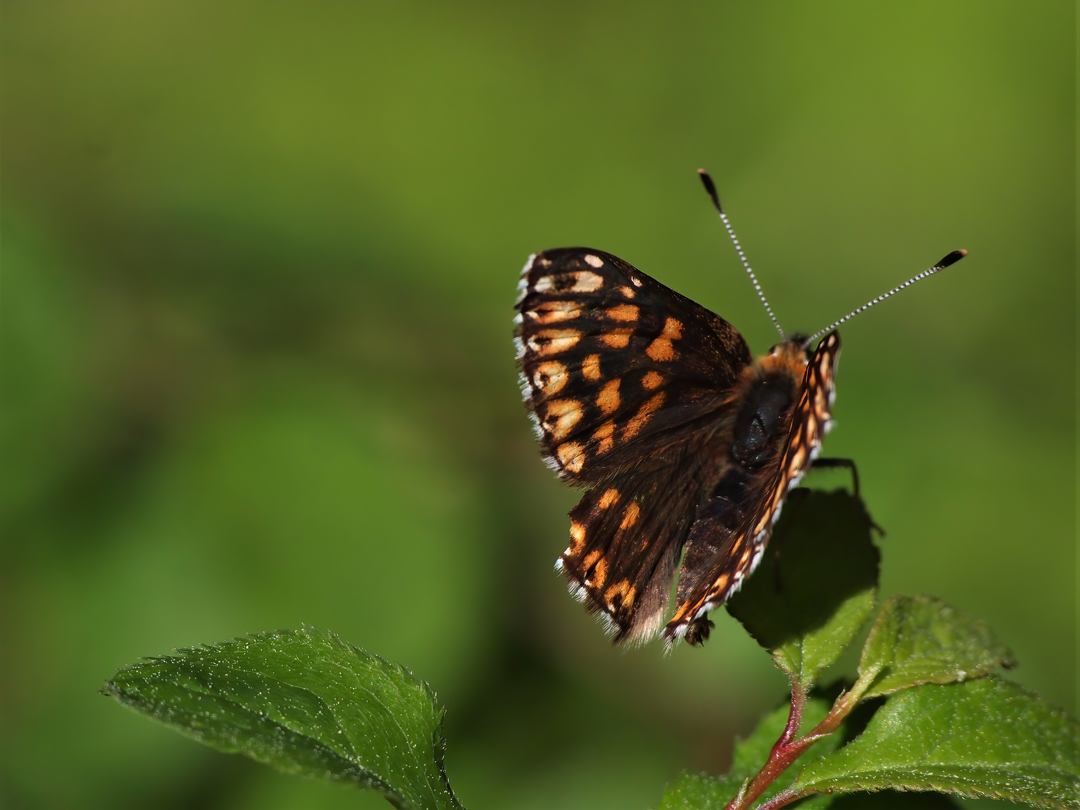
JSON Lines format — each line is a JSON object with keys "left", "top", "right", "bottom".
{"left": 698, "top": 169, "right": 785, "bottom": 340}
{"left": 805, "top": 249, "right": 968, "bottom": 346}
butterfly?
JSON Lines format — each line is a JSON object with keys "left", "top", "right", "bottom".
{"left": 514, "top": 171, "right": 966, "bottom": 647}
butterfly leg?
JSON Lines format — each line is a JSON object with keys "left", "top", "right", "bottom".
{"left": 810, "top": 457, "right": 860, "bottom": 496}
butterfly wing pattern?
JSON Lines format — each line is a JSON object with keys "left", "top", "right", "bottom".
{"left": 515, "top": 248, "right": 753, "bottom": 483}
{"left": 515, "top": 247, "right": 840, "bottom": 646}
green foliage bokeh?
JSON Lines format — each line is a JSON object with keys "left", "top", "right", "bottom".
{"left": 1, "top": 3, "right": 1073, "bottom": 809}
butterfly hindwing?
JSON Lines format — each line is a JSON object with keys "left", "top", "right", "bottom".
{"left": 515, "top": 248, "right": 752, "bottom": 484}
{"left": 557, "top": 438, "right": 716, "bottom": 643}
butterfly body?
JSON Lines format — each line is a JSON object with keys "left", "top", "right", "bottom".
{"left": 515, "top": 248, "right": 840, "bottom": 646}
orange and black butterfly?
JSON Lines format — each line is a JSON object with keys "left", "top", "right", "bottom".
{"left": 514, "top": 171, "right": 965, "bottom": 647}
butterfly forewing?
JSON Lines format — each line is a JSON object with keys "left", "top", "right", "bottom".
{"left": 515, "top": 248, "right": 752, "bottom": 484}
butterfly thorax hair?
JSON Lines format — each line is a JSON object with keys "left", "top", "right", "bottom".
{"left": 723, "top": 338, "right": 811, "bottom": 476}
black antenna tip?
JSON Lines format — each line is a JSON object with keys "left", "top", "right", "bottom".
{"left": 697, "top": 169, "right": 723, "bottom": 214}
{"left": 936, "top": 249, "right": 968, "bottom": 269}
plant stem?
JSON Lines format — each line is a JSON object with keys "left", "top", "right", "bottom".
{"left": 725, "top": 682, "right": 812, "bottom": 810}
{"left": 724, "top": 667, "right": 881, "bottom": 810}
{"left": 753, "top": 786, "right": 815, "bottom": 810}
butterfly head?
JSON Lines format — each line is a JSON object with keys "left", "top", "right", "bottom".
{"left": 767, "top": 333, "right": 813, "bottom": 356}
{"left": 763, "top": 332, "right": 836, "bottom": 371}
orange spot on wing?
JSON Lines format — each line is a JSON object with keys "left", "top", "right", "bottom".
{"left": 556, "top": 442, "right": 585, "bottom": 473}
{"left": 545, "top": 399, "right": 583, "bottom": 440}
{"left": 606, "top": 304, "right": 639, "bottom": 322}
{"left": 596, "top": 379, "right": 621, "bottom": 415}
{"left": 620, "top": 502, "right": 640, "bottom": 529}
{"left": 646, "top": 317, "right": 683, "bottom": 362}
{"left": 529, "top": 329, "right": 581, "bottom": 356}
{"left": 582, "top": 354, "right": 602, "bottom": 381}
{"left": 814, "top": 387, "right": 828, "bottom": 411}
{"left": 569, "top": 520, "right": 586, "bottom": 550}
{"left": 604, "top": 580, "right": 636, "bottom": 608}
{"left": 593, "top": 420, "right": 615, "bottom": 455}
{"left": 592, "top": 558, "right": 608, "bottom": 588}
{"left": 623, "top": 392, "right": 666, "bottom": 440}
{"left": 529, "top": 300, "right": 580, "bottom": 324}
{"left": 599, "top": 488, "right": 620, "bottom": 508}
{"left": 533, "top": 361, "right": 568, "bottom": 395}
{"left": 641, "top": 371, "right": 663, "bottom": 389}
{"left": 789, "top": 443, "right": 807, "bottom": 473}
{"left": 601, "top": 328, "right": 634, "bottom": 348}
{"left": 571, "top": 271, "right": 604, "bottom": 292}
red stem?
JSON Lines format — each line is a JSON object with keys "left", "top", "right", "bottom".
{"left": 754, "top": 786, "right": 816, "bottom": 810}
{"left": 724, "top": 681, "right": 862, "bottom": 810}
{"left": 777, "top": 682, "right": 805, "bottom": 748}
{"left": 724, "top": 683, "right": 808, "bottom": 810}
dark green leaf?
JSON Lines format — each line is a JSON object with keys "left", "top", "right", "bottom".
{"left": 660, "top": 697, "right": 840, "bottom": 809}
{"left": 726, "top": 489, "right": 880, "bottom": 689}
{"left": 792, "top": 679, "right": 1080, "bottom": 809}
{"left": 858, "top": 595, "right": 1015, "bottom": 699}
{"left": 101, "top": 627, "right": 462, "bottom": 810}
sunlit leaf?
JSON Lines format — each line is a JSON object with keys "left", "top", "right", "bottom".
{"left": 102, "top": 627, "right": 462, "bottom": 810}
{"left": 858, "top": 594, "right": 1014, "bottom": 698}
{"left": 792, "top": 679, "right": 1080, "bottom": 808}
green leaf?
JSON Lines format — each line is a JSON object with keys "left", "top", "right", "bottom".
{"left": 858, "top": 595, "right": 1015, "bottom": 699}
{"left": 827, "top": 792, "right": 961, "bottom": 808}
{"left": 791, "top": 678, "right": 1080, "bottom": 809}
{"left": 726, "top": 488, "right": 880, "bottom": 689}
{"left": 660, "top": 771, "right": 748, "bottom": 810}
{"left": 101, "top": 627, "right": 462, "bottom": 810}
{"left": 661, "top": 697, "right": 840, "bottom": 809}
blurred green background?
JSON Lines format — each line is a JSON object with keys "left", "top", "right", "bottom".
{"left": 1, "top": 3, "right": 1074, "bottom": 809}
